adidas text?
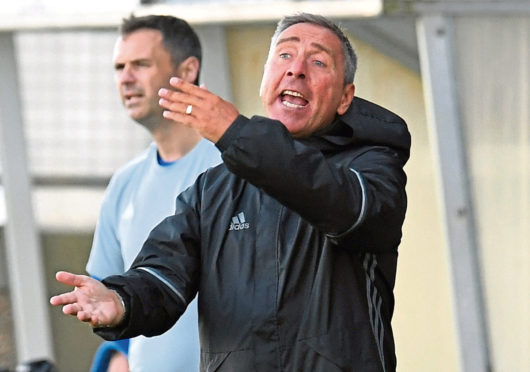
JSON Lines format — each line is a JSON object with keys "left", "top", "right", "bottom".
{"left": 229, "top": 222, "right": 250, "bottom": 230}
{"left": 229, "top": 212, "right": 250, "bottom": 231}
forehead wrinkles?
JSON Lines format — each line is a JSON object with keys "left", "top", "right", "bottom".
{"left": 275, "top": 36, "right": 333, "bottom": 57}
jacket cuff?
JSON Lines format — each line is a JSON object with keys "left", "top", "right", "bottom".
{"left": 93, "top": 277, "right": 132, "bottom": 340}
{"left": 215, "top": 114, "right": 249, "bottom": 152}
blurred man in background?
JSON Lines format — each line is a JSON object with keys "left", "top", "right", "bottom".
{"left": 85, "top": 14, "right": 221, "bottom": 372}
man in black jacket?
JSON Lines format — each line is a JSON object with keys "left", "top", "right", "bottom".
{"left": 51, "top": 13, "right": 411, "bottom": 372}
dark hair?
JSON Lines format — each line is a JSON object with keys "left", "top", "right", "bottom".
{"left": 271, "top": 13, "right": 357, "bottom": 84}
{"left": 120, "top": 15, "right": 202, "bottom": 84}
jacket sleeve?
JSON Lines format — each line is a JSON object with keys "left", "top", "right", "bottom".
{"left": 94, "top": 178, "right": 203, "bottom": 340}
{"left": 216, "top": 115, "right": 408, "bottom": 252}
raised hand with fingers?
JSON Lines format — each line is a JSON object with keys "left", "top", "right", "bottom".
{"left": 50, "top": 271, "right": 125, "bottom": 328}
{"left": 158, "top": 77, "right": 239, "bottom": 143}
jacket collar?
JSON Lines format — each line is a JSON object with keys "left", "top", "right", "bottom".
{"left": 300, "top": 97, "right": 411, "bottom": 164}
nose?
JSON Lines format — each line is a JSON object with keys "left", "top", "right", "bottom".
{"left": 117, "top": 64, "right": 135, "bottom": 85}
{"left": 286, "top": 57, "right": 306, "bottom": 79}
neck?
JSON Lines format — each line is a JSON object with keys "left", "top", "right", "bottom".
{"left": 151, "top": 120, "right": 203, "bottom": 162}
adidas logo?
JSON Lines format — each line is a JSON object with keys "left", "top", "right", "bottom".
{"left": 228, "top": 212, "right": 250, "bottom": 231}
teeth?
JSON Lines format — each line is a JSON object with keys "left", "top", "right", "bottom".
{"left": 282, "top": 90, "right": 305, "bottom": 98}
{"left": 282, "top": 100, "right": 304, "bottom": 108}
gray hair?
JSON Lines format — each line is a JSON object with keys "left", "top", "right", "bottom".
{"left": 270, "top": 13, "right": 357, "bottom": 85}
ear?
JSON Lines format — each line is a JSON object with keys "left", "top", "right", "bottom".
{"left": 176, "top": 56, "right": 200, "bottom": 84}
{"left": 336, "top": 83, "right": 355, "bottom": 115}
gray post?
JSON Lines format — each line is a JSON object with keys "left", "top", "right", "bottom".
{"left": 195, "top": 24, "right": 233, "bottom": 102}
{"left": 0, "top": 32, "right": 54, "bottom": 363}
{"left": 416, "top": 15, "right": 490, "bottom": 372}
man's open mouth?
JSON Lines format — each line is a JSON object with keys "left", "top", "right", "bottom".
{"left": 281, "top": 90, "right": 308, "bottom": 108}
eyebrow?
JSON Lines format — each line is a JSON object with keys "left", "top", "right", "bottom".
{"left": 276, "top": 36, "right": 333, "bottom": 56}
{"left": 114, "top": 57, "right": 151, "bottom": 67}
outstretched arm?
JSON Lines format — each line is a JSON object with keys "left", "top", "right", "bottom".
{"left": 50, "top": 271, "right": 125, "bottom": 328}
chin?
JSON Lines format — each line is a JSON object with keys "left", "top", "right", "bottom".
{"left": 267, "top": 108, "right": 308, "bottom": 132}
{"left": 129, "top": 110, "right": 148, "bottom": 122}
{"left": 281, "top": 116, "right": 305, "bottom": 131}
{"left": 282, "top": 124, "right": 304, "bottom": 137}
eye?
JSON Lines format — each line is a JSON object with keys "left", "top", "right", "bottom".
{"left": 135, "top": 60, "right": 150, "bottom": 68}
{"left": 313, "top": 60, "right": 325, "bottom": 67}
{"left": 279, "top": 53, "right": 290, "bottom": 60}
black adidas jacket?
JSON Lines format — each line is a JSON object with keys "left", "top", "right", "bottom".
{"left": 97, "top": 97, "right": 411, "bottom": 372}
